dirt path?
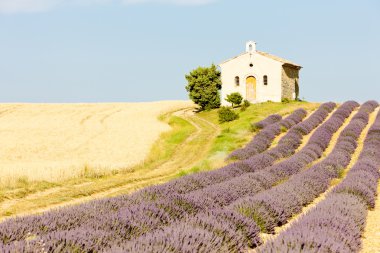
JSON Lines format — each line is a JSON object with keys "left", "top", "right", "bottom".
{"left": 0, "top": 107, "right": 220, "bottom": 221}
{"left": 257, "top": 108, "right": 378, "bottom": 248}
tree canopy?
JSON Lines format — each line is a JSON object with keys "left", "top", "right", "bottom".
{"left": 185, "top": 64, "right": 222, "bottom": 111}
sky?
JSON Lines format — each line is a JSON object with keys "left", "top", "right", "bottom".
{"left": 0, "top": 0, "right": 379, "bottom": 103}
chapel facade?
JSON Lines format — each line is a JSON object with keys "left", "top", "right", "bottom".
{"left": 219, "top": 41, "right": 302, "bottom": 106}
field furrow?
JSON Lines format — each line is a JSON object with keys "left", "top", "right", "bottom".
{"left": 361, "top": 182, "right": 380, "bottom": 253}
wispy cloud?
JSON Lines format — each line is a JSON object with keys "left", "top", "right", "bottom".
{"left": 0, "top": 0, "right": 60, "bottom": 13}
{"left": 121, "top": 0, "right": 217, "bottom": 5}
{"left": 0, "top": 0, "right": 216, "bottom": 14}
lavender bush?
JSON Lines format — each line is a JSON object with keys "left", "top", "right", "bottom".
{"left": 117, "top": 209, "right": 261, "bottom": 253}
{"left": 253, "top": 114, "right": 282, "bottom": 130}
{"left": 228, "top": 108, "right": 307, "bottom": 160}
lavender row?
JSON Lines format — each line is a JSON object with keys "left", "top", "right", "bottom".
{"left": 118, "top": 209, "right": 261, "bottom": 253}
{"left": 260, "top": 104, "right": 380, "bottom": 253}
{"left": 231, "top": 100, "right": 377, "bottom": 235}
{"left": 332, "top": 104, "right": 380, "bottom": 208}
{"left": 111, "top": 101, "right": 358, "bottom": 252}
{"left": 228, "top": 109, "right": 308, "bottom": 160}
{"left": 253, "top": 114, "right": 282, "bottom": 130}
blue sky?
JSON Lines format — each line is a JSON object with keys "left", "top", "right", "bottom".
{"left": 0, "top": 0, "right": 379, "bottom": 103}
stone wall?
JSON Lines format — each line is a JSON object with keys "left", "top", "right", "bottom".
{"left": 281, "top": 65, "right": 300, "bottom": 100}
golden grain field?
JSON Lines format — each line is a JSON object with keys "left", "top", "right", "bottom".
{"left": 0, "top": 101, "right": 193, "bottom": 186}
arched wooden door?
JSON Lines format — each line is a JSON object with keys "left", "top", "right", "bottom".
{"left": 246, "top": 76, "right": 256, "bottom": 101}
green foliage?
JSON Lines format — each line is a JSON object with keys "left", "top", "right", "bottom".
{"left": 282, "top": 98, "right": 291, "bottom": 103}
{"left": 250, "top": 124, "right": 260, "bottom": 133}
{"left": 185, "top": 64, "right": 222, "bottom": 111}
{"left": 218, "top": 106, "right": 239, "bottom": 123}
{"left": 280, "top": 125, "right": 288, "bottom": 133}
{"left": 225, "top": 92, "right": 243, "bottom": 108}
{"left": 240, "top": 99, "right": 251, "bottom": 111}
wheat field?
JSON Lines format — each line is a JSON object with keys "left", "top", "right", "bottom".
{"left": 0, "top": 101, "right": 193, "bottom": 186}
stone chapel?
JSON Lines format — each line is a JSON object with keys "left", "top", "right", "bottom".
{"left": 219, "top": 41, "right": 302, "bottom": 105}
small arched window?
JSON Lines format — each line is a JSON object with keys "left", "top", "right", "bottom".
{"left": 235, "top": 76, "right": 240, "bottom": 86}
{"left": 263, "top": 75, "right": 268, "bottom": 85}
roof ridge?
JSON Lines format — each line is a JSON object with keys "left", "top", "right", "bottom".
{"left": 219, "top": 50, "right": 301, "bottom": 69}
{"left": 256, "top": 50, "right": 301, "bottom": 68}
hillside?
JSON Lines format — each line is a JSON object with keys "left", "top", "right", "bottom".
{"left": 1, "top": 101, "right": 379, "bottom": 252}
{"left": 0, "top": 101, "right": 317, "bottom": 219}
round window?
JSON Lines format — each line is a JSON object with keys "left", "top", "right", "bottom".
{"left": 249, "top": 63, "right": 253, "bottom": 67}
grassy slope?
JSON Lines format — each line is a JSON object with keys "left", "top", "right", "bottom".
{"left": 184, "top": 101, "right": 320, "bottom": 174}
{"left": 0, "top": 101, "right": 319, "bottom": 219}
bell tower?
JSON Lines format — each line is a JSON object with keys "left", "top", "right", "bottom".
{"left": 246, "top": 41, "right": 256, "bottom": 53}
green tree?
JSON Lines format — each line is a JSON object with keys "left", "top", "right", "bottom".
{"left": 225, "top": 92, "right": 243, "bottom": 108}
{"left": 185, "top": 64, "right": 222, "bottom": 111}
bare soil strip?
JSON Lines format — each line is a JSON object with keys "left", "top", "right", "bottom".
{"left": 269, "top": 108, "right": 317, "bottom": 150}
{"left": 361, "top": 179, "right": 380, "bottom": 252}
{"left": 257, "top": 108, "right": 378, "bottom": 248}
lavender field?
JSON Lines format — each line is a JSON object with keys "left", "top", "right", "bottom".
{"left": 1, "top": 101, "right": 379, "bottom": 253}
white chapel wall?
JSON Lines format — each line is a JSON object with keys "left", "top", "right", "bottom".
{"left": 220, "top": 52, "right": 283, "bottom": 106}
